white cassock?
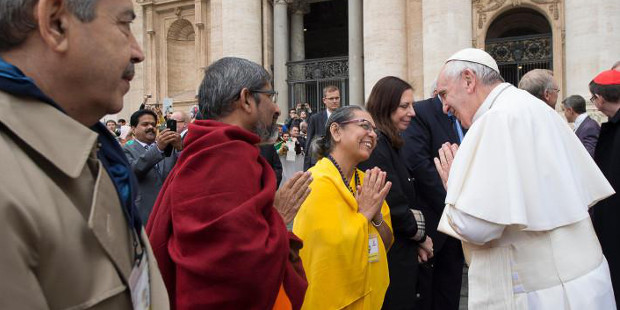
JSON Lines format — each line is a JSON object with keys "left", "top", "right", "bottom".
{"left": 438, "top": 83, "right": 617, "bottom": 310}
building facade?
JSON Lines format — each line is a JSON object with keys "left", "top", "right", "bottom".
{"left": 118, "top": 0, "right": 620, "bottom": 123}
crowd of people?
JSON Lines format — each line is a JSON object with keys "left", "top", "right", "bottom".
{"left": 1, "top": 1, "right": 620, "bottom": 310}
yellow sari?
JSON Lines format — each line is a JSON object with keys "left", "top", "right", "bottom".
{"left": 293, "top": 158, "right": 392, "bottom": 310}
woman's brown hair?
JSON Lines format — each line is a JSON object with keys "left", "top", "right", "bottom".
{"left": 366, "top": 76, "right": 413, "bottom": 149}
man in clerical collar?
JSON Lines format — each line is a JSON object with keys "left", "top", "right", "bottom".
{"left": 590, "top": 69, "right": 620, "bottom": 305}
{"left": 434, "top": 48, "right": 616, "bottom": 309}
{"left": 562, "top": 94, "right": 600, "bottom": 157}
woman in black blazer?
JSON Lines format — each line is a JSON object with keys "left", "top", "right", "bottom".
{"left": 359, "top": 76, "right": 433, "bottom": 310}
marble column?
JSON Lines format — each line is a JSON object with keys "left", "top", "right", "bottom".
{"left": 221, "top": 0, "right": 262, "bottom": 63}
{"left": 422, "top": 0, "right": 471, "bottom": 95}
{"left": 363, "top": 0, "right": 407, "bottom": 100}
{"left": 565, "top": 0, "right": 620, "bottom": 109}
{"left": 348, "top": 0, "right": 364, "bottom": 106}
{"left": 290, "top": 2, "right": 307, "bottom": 109}
{"left": 290, "top": 4, "right": 305, "bottom": 61}
{"left": 274, "top": 0, "right": 290, "bottom": 120}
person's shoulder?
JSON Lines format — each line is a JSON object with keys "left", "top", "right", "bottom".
{"left": 584, "top": 116, "right": 601, "bottom": 128}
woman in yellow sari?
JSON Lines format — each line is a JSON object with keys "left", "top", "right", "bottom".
{"left": 293, "top": 106, "right": 394, "bottom": 309}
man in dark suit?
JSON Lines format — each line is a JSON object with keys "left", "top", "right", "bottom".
{"left": 563, "top": 95, "right": 600, "bottom": 157}
{"left": 260, "top": 144, "right": 283, "bottom": 187}
{"left": 401, "top": 93, "right": 464, "bottom": 310}
{"left": 303, "top": 85, "right": 341, "bottom": 170}
{"left": 124, "top": 109, "right": 181, "bottom": 223}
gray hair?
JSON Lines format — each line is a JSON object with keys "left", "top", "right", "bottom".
{"left": 430, "top": 79, "right": 438, "bottom": 97}
{"left": 197, "top": 57, "right": 271, "bottom": 120}
{"left": 0, "top": 0, "right": 99, "bottom": 51}
{"left": 518, "top": 69, "right": 555, "bottom": 100}
{"left": 562, "top": 95, "right": 586, "bottom": 114}
{"left": 312, "top": 105, "right": 364, "bottom": 159}
{"left": 443, "top": 60, "right": 504, "bottom": 86}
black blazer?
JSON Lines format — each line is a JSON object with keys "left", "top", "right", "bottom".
{"left": 303, "top": 110, "right": 328, "bottom": 170}
{"left": 259, "top": 144, "right": 282, "bottom": 187}
{"left": 401, "top": 96, "right": 461, "bottom": 252}
{"left": 592, "top": 110, "right": 620, "bottom": 301}
{"left": 359, "top": 132, "right": 423, "bottom": 309}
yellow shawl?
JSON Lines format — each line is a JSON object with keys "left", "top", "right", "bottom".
{"left": 293, "top": 158, "right": 392, "bottom": 310}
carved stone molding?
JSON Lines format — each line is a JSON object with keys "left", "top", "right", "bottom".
{"left": 474, "top": 0, "right": 561, "bottom": 29}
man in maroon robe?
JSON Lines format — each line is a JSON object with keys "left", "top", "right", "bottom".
{"left": 147, "top": 57, "right": 312, "bottom": 309}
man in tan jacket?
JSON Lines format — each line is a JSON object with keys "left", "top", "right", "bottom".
{"left": 0, "top": 0, "right": 168, "bottom": 309}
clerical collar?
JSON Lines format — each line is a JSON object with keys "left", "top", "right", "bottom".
{"left": 472, "top": 83, "right": 512, "bottom": 124}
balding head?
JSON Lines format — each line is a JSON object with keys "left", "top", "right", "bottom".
{"left": 171, "top": 111, "right": 190, "bottom": 133}
{"left": 518, "top": 69, "right": 559, "bottom": 109}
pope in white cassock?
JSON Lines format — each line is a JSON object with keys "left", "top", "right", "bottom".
{"left": 433, "top": 48, "right": 617, "bottom": 309}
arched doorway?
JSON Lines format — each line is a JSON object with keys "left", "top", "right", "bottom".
{"left": 485, "top": 8, "right": 552, "bottom": 86}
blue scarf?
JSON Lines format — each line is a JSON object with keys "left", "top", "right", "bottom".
{"left": 0, "top": 57, "right": 143, "bottom": 233}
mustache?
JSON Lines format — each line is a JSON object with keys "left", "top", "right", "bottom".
{"left": 122, "top": 63, "right": 135, "bottom": 80}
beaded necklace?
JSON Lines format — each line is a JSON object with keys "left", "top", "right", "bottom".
{"left": 327, "top": 154, "right": 360, "bottom": 195}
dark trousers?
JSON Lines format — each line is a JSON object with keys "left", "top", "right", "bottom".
{"left": 417, "top": 237, "right": 464, "bottom": 310}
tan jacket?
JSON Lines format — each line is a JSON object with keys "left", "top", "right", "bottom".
{"left": 0, "top": 91, "right": 169, "bottom": 309}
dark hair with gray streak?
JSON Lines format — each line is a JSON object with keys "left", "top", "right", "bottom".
{"left": 312, "top": 105, "right": 364, "bottom": 159}
{"left": 0, "top": 0, "right": 99, "bottom": 51}
{"left": 562, "top": 95, "right": 587, "bottom": 114}
{"left": 197, "top": 57, "right": 271, "bottom": 120}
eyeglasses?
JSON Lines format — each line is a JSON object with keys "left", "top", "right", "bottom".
{"left": 590, "top": 94, "right": 598, "bottom": 103}
{"left": 339, "top": 119, "right": 378, "bottom": 134}
{"left": 324, "top": 96, "right": 340, "bottom": 101}
{"left": 251, "top": 89, "right": 278, "bottom": 103}
{"left": 547, "top": 88, "right": 560, "bottom": 93}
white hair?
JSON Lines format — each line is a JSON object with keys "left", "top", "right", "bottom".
{"left": 443, "top": 60, "right": 504, "bottom": 86}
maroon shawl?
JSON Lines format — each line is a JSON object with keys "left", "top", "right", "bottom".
{"left": 147, "top": 120, "right": 307, "bottom": 309}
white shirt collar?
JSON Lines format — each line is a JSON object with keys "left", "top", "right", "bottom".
{"left": 573, "top": 113, "right": 588, "bottom": 131}
{"left": 326, "top": 109, "right": 332, "bottom": 119}
{"left": 135, "top": 139, "right": 152, "bottom": 148}
{"left": 472, "top": 83, "right": 512, "bottom": 125}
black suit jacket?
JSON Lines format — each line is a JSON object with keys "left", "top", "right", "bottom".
{"left": 359, "top": 132, "right": 423, "bottom": 308}
{"left": 303, "top": 110, "right": 328, "bottom": 170}
{"left": 401, "top": 96, "right": 460, "bottom": 252}
{"left": 259, "top": 144, "right": 282, "bottom": 187}
{"left": 592, "top": 110, "right": 620, "bottom": 303}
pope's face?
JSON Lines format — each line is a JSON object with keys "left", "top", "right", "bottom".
{"left": 437, "top": 68, "right": 477, "bottom": 129}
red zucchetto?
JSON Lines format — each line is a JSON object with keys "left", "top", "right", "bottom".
{"left": 593, "top": 70, "right": 620, "bottom": 85}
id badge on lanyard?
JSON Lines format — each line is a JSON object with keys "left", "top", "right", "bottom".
{"left": 368, "top": 233, "right": 380, "bottom": 263}
{"left": 129, "top": 252, "right": 151, "bottom": 310}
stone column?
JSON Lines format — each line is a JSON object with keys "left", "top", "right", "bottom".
{"left": 290, "top": 3, "right": 305, "bottom": 61}
{"left": 221, "top": 0, "right": 262, "bottom": 63}
{"left": 349, "top": 0, "right": 364, "bottom": 106}
{"left": 274, "top": 0, "right": 290, "bottom": 120}
{"left": 290, "top": 1, "right": 308, "bottom": 108}
{"left": 565, "top": 0, "right": 620, "bottom": 108}
{"left": 422, "top": 0, "right": 471, "bottom": 95}
{"left": 363, "top": 0, "right": 407, "bottom": 100}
